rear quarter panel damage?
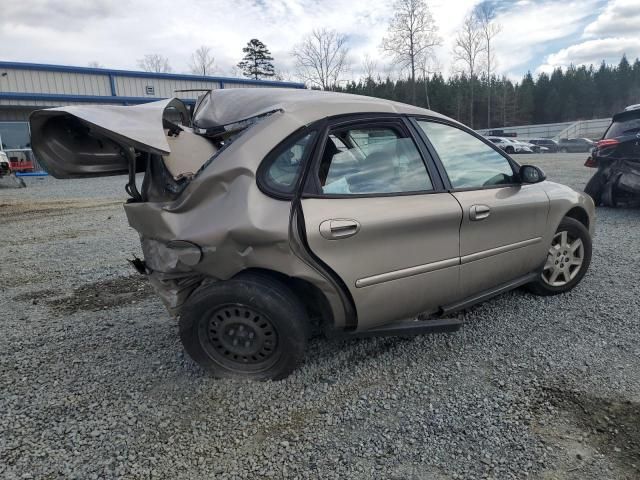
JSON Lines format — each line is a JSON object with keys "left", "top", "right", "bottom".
{"left": 124, "top": 113, "right": 348, "bottom": 327}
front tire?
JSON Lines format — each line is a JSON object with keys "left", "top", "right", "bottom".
{"left": 526, "top": 217, "right": 592, "bottom": 296}
{"left": 179, "top": 275, "right": 309, "bottom": 380}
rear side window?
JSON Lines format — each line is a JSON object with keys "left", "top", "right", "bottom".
{"left": 418, "top": 121, "right": 515, "bottom": 189}
{"left": 317, "top": 125, "right": 433, "bottom": 195}
{"left": 261, "top": 131, "right": 316, "bottom": 195}
{"left": 605, "top": 113, "right": 640, "bottom": 139}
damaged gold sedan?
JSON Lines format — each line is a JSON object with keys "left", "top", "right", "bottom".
{"left": 30, "top": 89, "right": 595, "bottom": 380}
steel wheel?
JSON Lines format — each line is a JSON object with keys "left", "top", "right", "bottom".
{"left": 542, "top": 230, "right": 584, "bottom": 287}
{"left": 198, "top": 304, "right": 280, "bottom": 372}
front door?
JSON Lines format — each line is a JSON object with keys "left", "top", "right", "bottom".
{"left": 415, "top": 119, "right": 549, "bottom": 297}
{"left": 301, "top": 119, "right": 463, "bottom": 330}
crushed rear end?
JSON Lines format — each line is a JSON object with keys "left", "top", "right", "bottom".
{"left": 584, "top": 109, "right": 640, "bottom": 207}
{"left": 29, "top": 93, "right": 283, "bottom": 314}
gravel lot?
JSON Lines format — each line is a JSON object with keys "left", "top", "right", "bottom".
{"left": 1, "top": 153, "right": 639, "bottom": 479}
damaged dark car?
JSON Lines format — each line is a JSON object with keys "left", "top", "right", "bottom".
{"left": 585, "top": 104, "right": 640, "bottom": 207}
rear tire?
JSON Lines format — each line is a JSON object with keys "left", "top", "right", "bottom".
{"left": 179, "top": 274, "right": 309, "bottom": 380}
{"left": 559, "top": 147, "right": 568, "bottom": 153}
{"left": 526, "top": 217, "right": 592, "bottom": 296}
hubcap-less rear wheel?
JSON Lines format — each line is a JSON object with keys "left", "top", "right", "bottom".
{"left": 542, "top": 230, "right": 584, "bottom": 287}
{"left": 198, "top": 304, "right": 280, "bottom": 373}
{"left": 179, "top": 275, "right": 309, "bottom": 380}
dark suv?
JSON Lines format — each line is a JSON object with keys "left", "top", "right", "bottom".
{"left": 528, "top": 138, "right": 559, "bottom": 153}
{"left": 558, "top": 138, "right": 594, "bottom": 153}
{"left": 584, "top": 105, "right": 640, "bottom": 206}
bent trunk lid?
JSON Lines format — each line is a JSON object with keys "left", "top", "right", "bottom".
{"left": 29, "top": 98, "right": 189, "bottom": 178}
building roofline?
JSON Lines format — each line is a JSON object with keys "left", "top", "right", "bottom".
{"left": 0, "top": 61, "right": 305, "bottom": 88}
{"left": 0, "top": 92, "right": 196, "bottom": 105}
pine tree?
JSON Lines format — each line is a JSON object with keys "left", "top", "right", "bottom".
{"left": 237, "top": 39, "right": 275, "bottom": 80}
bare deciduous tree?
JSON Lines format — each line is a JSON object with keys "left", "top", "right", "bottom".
{"left": 418, "top": 54, "right": 441, "bottom": 110}
{"left": 362, "top": 54, "right": 377, "bottom": 82}
{"left": 475, "top": 2, "right": 502, "bottom": 128}
{"left": 137, "top": 54, "right": 172, "bottom": 73}
{"left": 274, "top": 70, "right": 296, "bottom": 82}
{"left": 382, "top": 0, "right": 441, "bottom": 104}
{"left": 453, "top": 13, "right": 485, "bottom": 128}
{"left": 189, "top": 46, "right": 216, "bottom": 76}
{"left": 361, "top": 54, "right": 378, "bottom": 94}
{"left": 291, "top": 28, "right": 350, "bottom": 90}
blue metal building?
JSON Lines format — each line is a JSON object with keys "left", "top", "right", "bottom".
{"left": 0, "top": 61, "right": 304, "bottom": 170}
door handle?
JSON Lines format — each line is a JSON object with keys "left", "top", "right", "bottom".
{"left": 470, "top": 204, "right": 491, "bottom": 221}
{"left": 319, "top": 219, "right": 361, "bottom": 239}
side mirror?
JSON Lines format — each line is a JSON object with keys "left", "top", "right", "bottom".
{"left": 519, "top": 165, "right": 546, "bottom": 184}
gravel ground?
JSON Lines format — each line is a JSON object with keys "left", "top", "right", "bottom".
{"left": 1, "top": 153, "right": 639, "bottom": 479}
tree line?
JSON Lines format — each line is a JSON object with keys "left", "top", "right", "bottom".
{"left": 337, "top": 55, "right": 640, "bottom": 128}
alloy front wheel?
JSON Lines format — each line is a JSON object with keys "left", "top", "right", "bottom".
{"left": 526, "top": 217, "right": 592, "bottom": 296}
{"left": 542, "top": 231, "right": 584, "bottom": 287}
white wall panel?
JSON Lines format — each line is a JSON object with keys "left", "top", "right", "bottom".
{"left": 0, "top": 68, "right": 111, "bottom": 95}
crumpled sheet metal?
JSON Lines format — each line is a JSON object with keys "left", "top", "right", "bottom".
{"left": 605, "top": 159, "right": 640, "bottom": 200}
{"left": 192, "top": 88, "right": 452, "bottom": 130}
{"left": 33, "top": 98, "right": 186, "bottom": 153}
{"left": 124, "top": 111, "right": 347, "bottom": 325}
{"left": 29, "top": 98, "right": 188, "bottom": 178}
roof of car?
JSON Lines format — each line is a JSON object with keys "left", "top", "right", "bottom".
{"left": 613, "top": 107, "right": 640, "bottom": 121}
{"left": 191, "top": 88, "right": 453, "bottom": 129}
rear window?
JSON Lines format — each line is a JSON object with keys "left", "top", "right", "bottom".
{"left": 261, "top": 131, "right": 317, "bottom": 195}
{"left": 605, "top": 112, "right": 640, "bottom": 139}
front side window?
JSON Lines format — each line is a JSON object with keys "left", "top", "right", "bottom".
{"left": 262, "top": 131, "right": 316, "bottom": 194}
{"left": 317, "top": 125, "right": 433, "bottom": 195}
{"left": 418, "top": 121, "right": 516, "bottom": 189}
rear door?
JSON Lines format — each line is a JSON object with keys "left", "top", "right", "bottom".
{"left": 414, "top": 119, "right": 549, "bottom": 298}
{"left": 301, "top": 117, "right": 463, "bottom": 330}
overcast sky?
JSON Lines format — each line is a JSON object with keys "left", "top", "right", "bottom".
{"left": 1, "top": 0, "right": 639, "bottom": 82}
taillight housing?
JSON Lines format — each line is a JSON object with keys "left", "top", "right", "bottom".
{"left": 584, "top": 156, "right": 597, "bottom": 168}
{"left": 596, "top": 138, "right": 620, "bottom": 148}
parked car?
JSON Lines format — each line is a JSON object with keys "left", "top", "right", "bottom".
{"left": 558, "top": 138, "right": 594, "bottom": 153}
{"left": 30, "top": 89, "right": 595, "bottom": 380}
{"left": 584, "top": 105, "right": 640, "bottom": 206}
{"left": 486, "top": 137, "right": 534, "bottom": 154}
{"left": 518, "top": 140, "right": 547, "bottom": 154}
{"left": 527, "top": 138, "right": 559, "bottom": 153}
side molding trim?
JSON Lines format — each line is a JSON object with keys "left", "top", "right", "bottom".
{"left": 355, "top": 257, "right": 459, "bottom": 288}
{"left": 355, "top": 237, "right": 542, "bottom": 289}
{"left": 460, "top": 237, "right": 542, "bottom": 264}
